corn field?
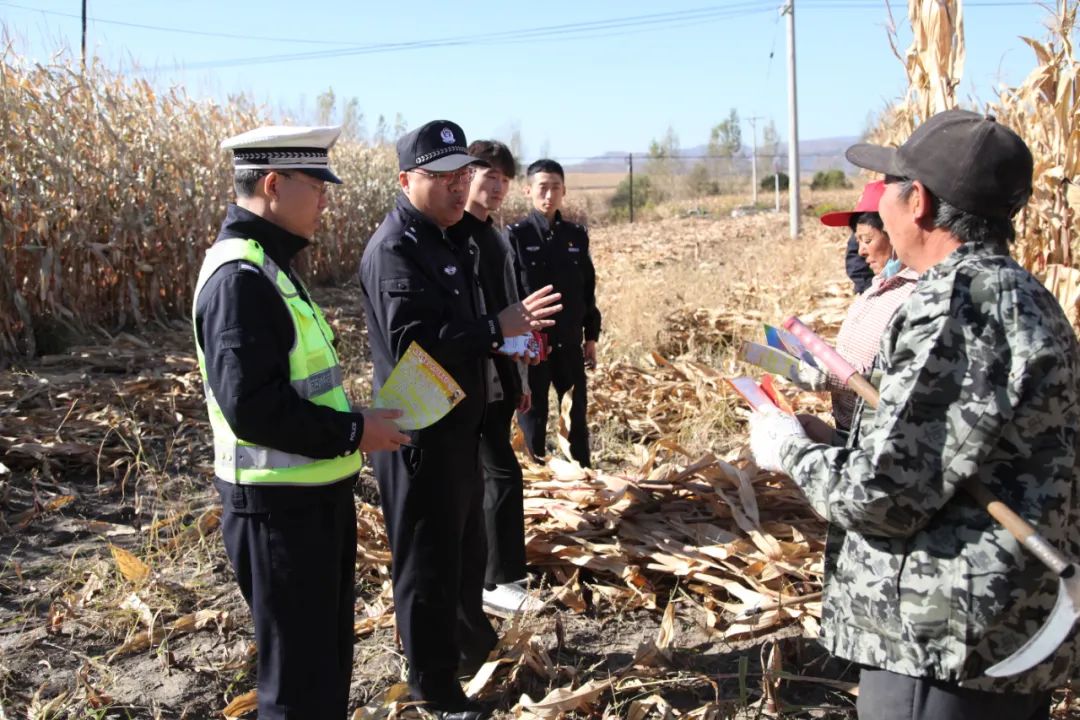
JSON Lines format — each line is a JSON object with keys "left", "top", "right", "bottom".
{"left": 0, "top": 47, "right": 399, "bottom": 359}
{"left": 872, "top": 0, "right": 1080, "bottom": 325}
{"left": 5, "top": 0, "right": 1080, "bottom": 360}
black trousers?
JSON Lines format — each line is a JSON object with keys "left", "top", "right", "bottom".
{"left": 856, "top": 667, "right": 1052, "bottom": 720}
{"left": 219, "top": 480, "right": 357, "bottom": 720}
{"left": 518, "top": 341, "right": 591, "bottom": 467}
{"left": 480, "top": 395, "right": 527, "bottom": 586}
{"left": 372, "top": 432, "right": 497, "bottom": 705}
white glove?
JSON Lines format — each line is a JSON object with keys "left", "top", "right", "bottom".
{"left": 788, "top": 360, "right": 827, "bottom": 391}
{"left": 749, "top": 406, "right": 807, "bottom": 474}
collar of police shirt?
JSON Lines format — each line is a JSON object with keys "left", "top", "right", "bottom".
{"left": 395, "top": 193, "right": 474, "bottom": 251}
{"left": 528, "top": 208, "right": 563, "bottom": 235}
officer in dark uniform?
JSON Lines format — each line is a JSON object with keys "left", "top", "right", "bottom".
{"left": 508, "top": 159, "right": 601, "bottom": 467}
{"left": 359, "top": 120, "right": 561, "bottom": 720}
{"left": 194, "top": 125, "right": 408, "bottom": 719}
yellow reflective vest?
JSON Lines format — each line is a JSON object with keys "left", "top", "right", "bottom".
{"left": 192, "top": 238, "right": 363, "bottom": 486}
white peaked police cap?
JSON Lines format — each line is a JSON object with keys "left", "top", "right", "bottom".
{"left": 222, "top": 125, "right": 344, "bottom": 184}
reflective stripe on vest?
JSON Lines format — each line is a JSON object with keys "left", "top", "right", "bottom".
{"left": 192, "top": 238, "right": 363, "bottom": 486}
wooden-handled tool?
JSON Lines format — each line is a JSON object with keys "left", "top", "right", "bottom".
{"left": 782, "top": 316, "right": 1079, "bottom": 677}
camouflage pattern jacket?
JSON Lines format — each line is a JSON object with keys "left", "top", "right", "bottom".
{"left": 779, "top": 239, "right": 1080, "bottom": 693}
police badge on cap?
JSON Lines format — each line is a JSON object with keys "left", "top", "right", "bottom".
{"left": 396, "top": 120, "right": 487, "bottom": 173}
{"left": 222, "top": 125, "right": 344, "bottom": 184}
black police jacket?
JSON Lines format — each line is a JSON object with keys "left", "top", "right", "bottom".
{"left": 457, "top": 210, "right": 523, "bottom": 401}
{"left": 195, "top": 205, "right": 364, "bottom": 509}
{"left": 360, "top": 195, "right": 503, "bottom": 438}
{"left": 507, "top": 209, "right": 601, "bottom": 345}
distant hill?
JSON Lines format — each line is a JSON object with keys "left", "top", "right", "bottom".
{"left": 564, "top": 136, "right": 860, "bottom": 177}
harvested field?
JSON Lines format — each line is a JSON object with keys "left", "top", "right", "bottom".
{"left": 4, "top": 204, "right": 1079, "bottom": 719}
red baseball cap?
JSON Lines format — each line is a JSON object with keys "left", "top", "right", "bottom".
{"left": 819, "top": 180, "right": 885, "bottom": 227}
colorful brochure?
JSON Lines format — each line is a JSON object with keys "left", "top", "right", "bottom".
{"left": 737, "top": 341, "right": 802, "bottom": 382}
{"left": 763, "top": 323, "right": 818, "bottom": 368}
{"left": 725, "top": 377, "right": 777, "bottom": 411}
{"left": 374, "top": 342, "right": 465, "bottom": 430}
{"left": 760, "top": 374, "right": 795, "bottom": 414}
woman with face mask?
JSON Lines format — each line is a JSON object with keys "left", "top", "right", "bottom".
{"left": 791, "top": 180, "right": 919, "bottom": 440}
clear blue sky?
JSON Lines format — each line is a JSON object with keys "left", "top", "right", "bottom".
{"left": 0, "top": 0, "right": 1060, "bottom": 161}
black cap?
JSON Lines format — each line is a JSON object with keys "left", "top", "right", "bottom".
{"left": 846, "top": 109, "right": 1033, "bottom": 220}
{"left": 396, "top": 120, "right": 486, "bottom": 172}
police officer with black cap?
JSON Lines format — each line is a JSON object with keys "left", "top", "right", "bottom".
{"left": 194, "top": 125, "right": 409, "bottom": 719}
{"left": 359, "top": 120, "right": 561, "bottom": 719}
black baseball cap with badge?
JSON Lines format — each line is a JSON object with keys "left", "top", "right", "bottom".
{"left": 396, "top": 120, "right": 488, "bottom": 172}
{"left": 222, "top": 125, "right": 344, "bottom": 184}
{"left": 845, "top": 109, "right": 1034, "bottom": 220}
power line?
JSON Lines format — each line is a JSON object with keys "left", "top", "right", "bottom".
{"left": 0, "top": 1, "right": 773, "bottom": 56}
{"left": 764, "top": 4, "right": 783, "bottom": 84}
{"left": 1, "top": 0, "right": 1034, "bottom": 75}
{"left": 0, "top": 0, "right": 1027, "bottom": 45}
{"left": 154, "top": 3, "right": 778, "bottom": 73}
{"left": 528, "top": 152, "right": 856, "bottom": 162}
{"left": 0, "top": 1, "right": 372, "bottom": 45}
{"left": 799, "top": 0, "right": 1032, "bottom": 6}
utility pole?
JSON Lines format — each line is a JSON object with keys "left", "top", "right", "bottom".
{"left": 774, "top": 156, "right": 781, "bottom": 212}
{"left": 628, "top": 153, "right": 634, "bottom": 224}
{"left": 782, "top": 0, "right": 801, "bottom": 238}
{"left": 747, "top": 116, "right": 763, "bottom": 206}
{"left": 81, "top": 0, "right": 88, "bottom": 70}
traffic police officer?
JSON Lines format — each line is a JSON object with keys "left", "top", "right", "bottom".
{"left": 359, "top": 120, "right": 560, "bottom": 719}
{"left": 509, "top": 159, "right": 602, "bottom": 467}
{"left": 194, "top": 125, "right": 408, "bottom": 720}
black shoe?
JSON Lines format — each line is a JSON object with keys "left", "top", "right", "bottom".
{"left": 430, "top": 710, "right": 487, "bottom": 720}
{"left": 457, "top": 635, "right": 498, "bottom": 679}
{"left": 428, "top": 699, "right": 489, "bottom": 719}
{"left": 412, "top": 672, "right": 488, "bottom": 718}
{"left": 457, "top": 655, "right": 485, "bottom": 680}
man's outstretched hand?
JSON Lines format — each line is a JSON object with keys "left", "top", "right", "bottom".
{"left": 498, "top": 285, "right": 562, "bottom": 337}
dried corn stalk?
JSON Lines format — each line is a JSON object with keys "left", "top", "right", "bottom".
{"left": 873, "top": 1, "right": 1080, "bottom": 327}
{"left": 990, "top": 1, "right": 1079, "bottom": 274}
{"left": 869, "top": 0, "right": 964, "bottom": 146}
{"left": 0, "top": 48, "right": 399, "bottom": 359}
{"left": 904, "top": 0, "right": 965, "bottom": 119}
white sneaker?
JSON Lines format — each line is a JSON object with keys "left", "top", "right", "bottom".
{"left": 482, "top": 582, "right": 545, "bottom": 617}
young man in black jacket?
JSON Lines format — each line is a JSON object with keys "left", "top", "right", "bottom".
{"left": 458, "top": 140, "right": 546, "bottom": 617}
{"left": 508, "top": 159, "right": 601, "bottom": 467}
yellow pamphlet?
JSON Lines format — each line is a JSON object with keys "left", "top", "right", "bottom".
{"left": 373, "top": 342, "right": 465, "bottom": 430}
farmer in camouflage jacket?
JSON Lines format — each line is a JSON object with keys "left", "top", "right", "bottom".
{"left": 750, "top": 110, "right": 1080, "bottom": 720}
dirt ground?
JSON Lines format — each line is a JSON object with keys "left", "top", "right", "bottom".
{"left": 1, "top": 207, "right": 1077, "bottom": 719}
{"left": 0, "top": 324, "right": 853, "bottom": 720}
